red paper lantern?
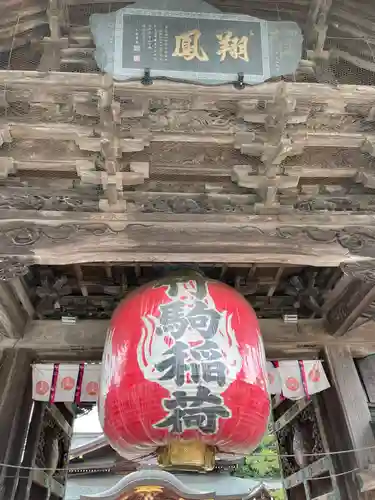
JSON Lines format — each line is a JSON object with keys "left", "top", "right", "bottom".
{"left": 99, "top": 271, "right": 270, "bottom": 469}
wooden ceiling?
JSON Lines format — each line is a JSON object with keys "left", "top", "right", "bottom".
{"left": 26, "top": 263, "right": 340, "bottom": 320}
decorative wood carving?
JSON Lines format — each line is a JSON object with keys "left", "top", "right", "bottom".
{"left": 285, "top": 271, "right": 323, "bottom": 316}
{"left": 2, "top": 71, "right": 375, "bottom": 216}
{"left": 0, "top": 258, "right": 29, "bottom": 282}
{"left": 0, "top": 211, "right": 374, "bottom": 266}
{"left": 0, "top": 217, "right": 372, "bottom": 249}
{"left": 0, "top": 191, "right": 98, "bottom": 212}
{"left": 324, "top": 260, "right": 375, "bottom": 336}
{"left": 36, "top": 272, "right": 72, "bottom": 316}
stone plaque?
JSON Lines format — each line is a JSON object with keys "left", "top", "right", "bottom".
{"left": 91, "top": 8, "right": 302, "bottom": 84}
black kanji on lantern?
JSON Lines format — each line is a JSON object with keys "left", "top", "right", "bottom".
{"left": 155, "top": 340, "right": 226, "bottom": 387}
{"left": 191, "top": 340, "right": 222, "bottom": 361}
{"left": 156, "top": 302, "right": 189, "bottom": 339}
{"left": 186, "top": 300, "right": 221, "bottom": 338}
{"left": 156, "top": 281, "right": 221, "bottom": 340}
{"left": 155, "top": 341, "right": 191, "bottom": 386}
{"left": 154, "top": 385, "right": 231, "bottom": 434}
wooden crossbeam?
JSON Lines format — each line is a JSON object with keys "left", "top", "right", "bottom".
{"left": 1, "top": 210, "right": 375, "bottom": 266}
{"left": 1, "top": 318, "right": 374, "bottom": 360}
{"left": 2, "top": 71, "right": 375, "bottom": 104}
{"left": 1, "top": 120, "right": 374, "bottom": 155}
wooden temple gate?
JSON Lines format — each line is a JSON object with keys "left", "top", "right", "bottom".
{"left": 3, "top": 0, "right": 375, "bottom": 499}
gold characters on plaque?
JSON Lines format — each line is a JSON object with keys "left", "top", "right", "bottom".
{"left": 172, "top": 29, "right": 209, "bottom": 61}
{"left": 172, "top": 29, "right": 250, "bottom": 63}
{"left": 216, "top": 32, "right": 250, "bottom": 62}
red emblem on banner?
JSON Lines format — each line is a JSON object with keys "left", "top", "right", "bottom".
{"left": 308, "top": 367, "right": 321, "bottom": 383}
{"left": 86, "top": 381, "right": 99, "bottom": 396}
{"left": 99, "top": 272, "right": 270, "bottom": 460}
{"left": 36, "top": 380, "right": 50, "bottom": 396}
{"left": 286, "top": 376, "right": 300, "bottom": 392}
{"left": 61, "top": 376, "right": 75, "bottom": 391}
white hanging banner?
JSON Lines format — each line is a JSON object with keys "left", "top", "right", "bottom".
{"left": 304, "top": 360, "right": 330, "bottom": 396}
{"left": 278, "top": 360, "right": 305, "bottom": 400}
{"left": 80, "top": 364, "right": 101, "bottom": 403}
{"left": 32, "top": 360, "right": 330, "bottom": 402}
{"left": 32, "top": 363, "right": 54, "bottom": 402}
{"left": 54, "top": 364, "right": 80, "bottom": 402}
{"left": 266, "top": 361, "right": 282, "bottom": 395}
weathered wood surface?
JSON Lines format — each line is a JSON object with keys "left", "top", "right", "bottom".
{"left": 0, "top": 350, "right": 33, "bottom": 499}
{"left": 0, "top": 0, "right": 47, "bottom": 53}
{"left": 1, "top": 209, "right": 375, "bottom": 265}
{"left": 27, "top": 263, "right": 337, "bottom": 321}
{"left": 324, "top": 347, "right": 375, "bottom": 498}
{"left": 357, "top": 355, "right": 375, "bottom": 404}
{"left": 2, "top": 70, "right": 375, "bottom": 101}
{"left": 2, "top": 71, "right": 375, "bottom": 215}
{"left": 1, "top": 318, "right": 375, "bottom": 360}
{"left": 325, "top": 347, "right": 375, "bottom": 468}
{"left": 319, "top": 348, "right": 367, "bottom": 499}
{"left": 324, "top": 261, "right": 375, "bottom": 336}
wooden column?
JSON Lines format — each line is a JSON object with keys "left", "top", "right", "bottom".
{"left": 0, "top": 349, "right": 33, "bottom": 500}
{"left": 12, "top": 398, "right": 74, "bottom": 500}
{"left": 0, "top": 257, "right": 31, "bottom": 339}
{"left": 14, "top": 402, "right": 47, "bottom": 500}
{"left": 321, "top": 347, "right": 375, "bottom": 498}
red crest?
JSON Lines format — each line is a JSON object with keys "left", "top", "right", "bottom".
{"left": 61, "top": 376, "right": 75, "bottom": 391}
{"left": 36, "top": 380, "right": 50, "bottom": 396}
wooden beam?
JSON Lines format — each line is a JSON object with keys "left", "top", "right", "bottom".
{"left": 2, "top": 119, "right": 375, "bottom": 150}
{"left": 1, "top": 318, "right": 375, "bottom": 360}
{"left": 0, "top": 210, "right": 375, "bottom": 266}
{"left": 0, "top": 209, "right": 374, "bottom": 266}
{"left": 2, "top": 71, "right": 375, "bottom": 105}
{"left": 1, "top": 209, "right": 375, "bottom": 266}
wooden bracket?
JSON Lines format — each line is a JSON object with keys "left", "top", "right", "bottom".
{"left": 324, "top": 261, "right": 375, "bottom": 336}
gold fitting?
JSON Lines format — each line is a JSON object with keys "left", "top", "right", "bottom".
{"left": 157, "top": 440, "right": 215, "bottom": 472}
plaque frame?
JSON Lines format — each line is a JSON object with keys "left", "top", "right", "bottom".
{"left": 113, "top": 8, "right": 271, "bottom": 84}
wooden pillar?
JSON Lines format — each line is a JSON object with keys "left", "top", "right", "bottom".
{"left": 321, "top": 347, "right": 375, "bottom": 498}
{"left": 14, "top": 402, "right": 47, "bottom": 500}
{"left": 13, "top": 401, "right": 74, "bottom": 500}
{"left": 0, "top": 349, "right": 33, "bottom": 500}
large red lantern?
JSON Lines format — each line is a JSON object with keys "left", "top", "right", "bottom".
{"left": 99, "top": 271, "right": 270, "bottom": 471}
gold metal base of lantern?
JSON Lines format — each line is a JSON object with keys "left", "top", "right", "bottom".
{"left": 157, "top": 440, "right": 215, "bottom": 472}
